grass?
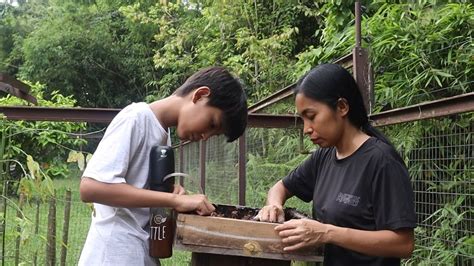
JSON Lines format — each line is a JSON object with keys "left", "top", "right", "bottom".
{"left": 1, "top": 178, "right": 195, "bottom": 265}
{"left": 2, "top": 178, "right": 90, "bottom": 265}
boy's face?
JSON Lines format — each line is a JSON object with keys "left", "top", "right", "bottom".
{"left": 177, "top": 87, "right": 224, "bottom": 142}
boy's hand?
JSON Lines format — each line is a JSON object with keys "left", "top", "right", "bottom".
{"left": 174, "top": 194, "right": 215, "bottom": 215}
{"left": 255, "top": 204, "right": 285, "bottom": 223}
{"left": 172, "top": 184, "right": 186, "bottom": 195}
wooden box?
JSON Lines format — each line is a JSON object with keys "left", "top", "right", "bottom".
{"left": 174, "top": 205, "right": 323, "bottom": 262}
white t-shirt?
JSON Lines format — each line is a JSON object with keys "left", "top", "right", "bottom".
{"left": 79, "top": 102, "right": 170, "bottom": 266}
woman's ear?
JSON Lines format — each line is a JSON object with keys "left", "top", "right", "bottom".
{"left": 336, "top": 98, "right": 350, "bottom": 117}
{"left": 191, "top": 86, "right": 211, "bottom": 103}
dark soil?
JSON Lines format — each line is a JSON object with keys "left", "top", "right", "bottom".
{"left": 209, "top": 204, "right": 310, "bottom": 223}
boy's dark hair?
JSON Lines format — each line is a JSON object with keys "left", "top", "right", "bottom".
{"left": 174, "top": 66, "right": 248, "bottom": 142}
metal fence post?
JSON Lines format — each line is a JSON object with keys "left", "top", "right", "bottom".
{"left": 200, "top": 140, "right": 206, "bottom": 194}
{"left": 45, "top": 196, "right": 56, "bottom": 266}
{"left": 14, "top": 193, "right": 24, "bottom": 265}
{"left": 179, "top": 144, "right": 184, "bottom": 186}
{"left": 33, "top": 199, "right": 40, "bottom": 266}
{"left": 353, "top": 0, "right": 371, "bottom": 114}
{"left": 60, "top": 190, "right": 72, "bottom": 266}
{"left": 1, "top": 181, "right": 8, "bottom": 266}
{"left": 238, "top": 134, "right": 246, "bottom": 206}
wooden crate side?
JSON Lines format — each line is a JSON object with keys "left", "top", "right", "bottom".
{"left": 175, "top": 214, "right": 322, "bottom": 262}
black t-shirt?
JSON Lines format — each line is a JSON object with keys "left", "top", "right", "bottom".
{"left": 283, "top": 137, "right": 416, "bottom": 266}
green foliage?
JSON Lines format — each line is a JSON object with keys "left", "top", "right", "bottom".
{"left": 365, "top": 5, "right": 473, "bottom": 263}
{"left": 0, "top": 3, "right": 15, "bottom": 72}
{"left": 406, "top": 196, "right": 473, "bottom": 265}
{"left": 0, "top": 81, "right": 87, "bottom": 199}
{"left": 0, "top": 1, "right": 472, "bottom": 264}
{"left": 368, "top": 2, "right": 473, "bottom": 111}
{"left": 1, "top": 0, "right": 51, "bottom": 73}
{"left": 291, "top": 0, "right": 374, "bottom": 79}
{"left": 382, "top": 114, "right": 473, "bottom": 265}
{"left": 2, "top": 180, "right": 93, "bottom": 265}
{"left": 4, "top": 0, "right": 160, "bottom": 107}
{"left": 122, "top": 0, "right": 320, "bottom": 104}
{"left": 246, "top": 128, "right": 313, "bottom": 214}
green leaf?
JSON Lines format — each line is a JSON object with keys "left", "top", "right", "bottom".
{"left": 26, "top": 155, "right": 40, "bottom": 180}
{"left": 77, "top": 152, "right": 85, "bottom": 171}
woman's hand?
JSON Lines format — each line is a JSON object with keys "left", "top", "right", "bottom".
{"left": 275, "top": 219, "right": 329, "bottom": 251}
{"left": 255, "top": 204, "right": 285, "bottom": 223}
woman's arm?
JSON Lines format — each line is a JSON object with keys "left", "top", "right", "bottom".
{"left": 275, "top": 219, "right": 414, "bottom": 258}
{"left": 80, "top": 177, "right": 215, "bottom": 215}
{"left": 327, "top": 224, "right": 414, "bottom": 258}
{"left": 257, "top": 180, "right": 293, "bottom": 223}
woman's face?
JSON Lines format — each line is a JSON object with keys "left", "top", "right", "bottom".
{"left": 295, "top": 93, "right": 345, "bottom": 148}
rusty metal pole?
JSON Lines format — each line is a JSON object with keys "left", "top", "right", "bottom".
{"left": 353, "top": 0, "right": 371, "bottom": 113}
{"left": 14, "top": 193, "right": 24, "bottom": 266}
{"left": 199, "top": 140, "right": 206, "bottom": 194}
{"left": 179, "top": 143, "right": 184, "bottom": 186}
{"left": 33, "top": 199, "right": 40, "bottom": 266}
{"left": 60, "top": 190, "right": 72, "bottom": 266}
{"left": 0, "top": 121, "right": 6, "bottom": 266}
{"left": 0, "top": 73, "right": 37, "bottom": 105}
{"left": 238, "top": 134, "right": 246, "bottom": 206}
{"left": 45, "top": 196, "right": 56, "bottom": 266}
{"left": 355, "top": 1, "right": 362, "bottom": 48}
{"left": 1, "top": 185, "right": 6, "bottom": 266}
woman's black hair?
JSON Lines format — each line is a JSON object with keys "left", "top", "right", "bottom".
{"left": 294, "top": 63, "right": 394, "bottom": 147}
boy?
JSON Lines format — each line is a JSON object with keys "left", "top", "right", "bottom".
{"left": 78, "top": 66, "right": 248, "bottom": 265}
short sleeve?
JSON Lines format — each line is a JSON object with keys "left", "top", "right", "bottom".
{"left": 282, "top": 151, "right": 319, "bottom": 202}
{"left": 82, "top": 113, "right": 143, "bottom": 184}
{"left": 371, "top": 156, "right": 417, "bottom": 230}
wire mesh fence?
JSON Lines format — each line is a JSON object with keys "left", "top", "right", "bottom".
{"left": 203, "top": 135, "right": 239, "bottom": 204}
{"left": 177, "top": 127, "right": 314, "bottom": 215}
{"left": 178, "top": 136, "right": 240, "bottom": 204}
{"left": 380, "top": 115, "right": 473, "bottom": 264}
{"left": 0, "top": 114, "right": 472, "bottom": 265}
{"left": 176, "top": 114, "right": 473, "bottom": 264}
{"left": 1, "top": 182, "right": 91, "bottom": 265}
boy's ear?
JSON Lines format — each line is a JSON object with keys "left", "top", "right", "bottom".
{"left": 192, "top": 86, "right": 211, "bottom": 103}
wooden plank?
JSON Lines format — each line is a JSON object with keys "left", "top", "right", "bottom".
{"left": 175, "top": 214, "right": 322, "bottom": 262}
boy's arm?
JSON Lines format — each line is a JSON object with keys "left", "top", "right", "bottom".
{"left": 80, "top": 177, "right": 215, "bottom": 215}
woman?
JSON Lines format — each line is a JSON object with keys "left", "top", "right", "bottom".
{"left": 257, "top": 64, "right": 416, "bottom": 265}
